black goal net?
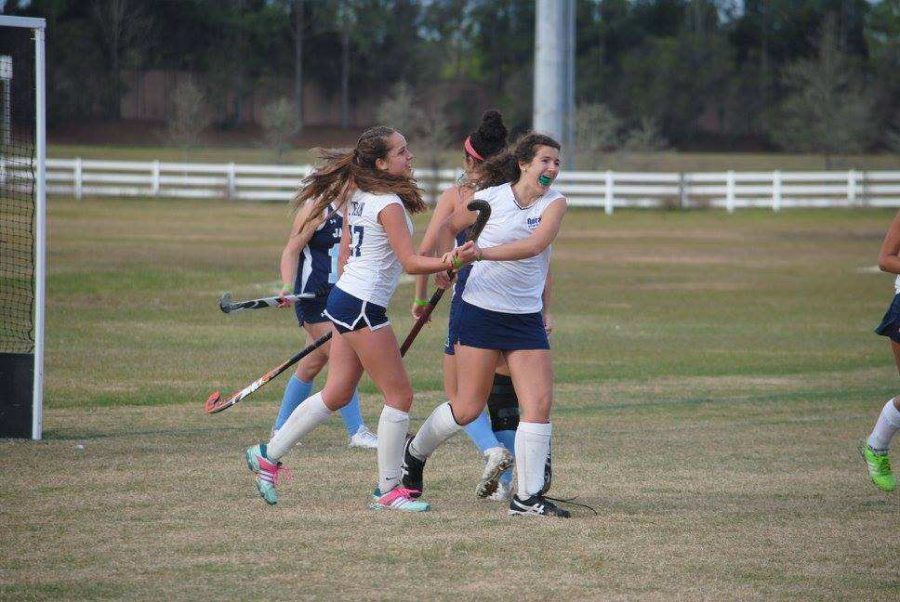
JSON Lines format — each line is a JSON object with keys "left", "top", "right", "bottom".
{"left": 0, "top": 26, "right": 36, "bottom": 355}
{"left": 0, "top": 21, "right": 40, "bottom": 439}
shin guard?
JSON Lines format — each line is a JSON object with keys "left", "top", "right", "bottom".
{"left": 487, "top": 374, "right": 519, "bottom": 432}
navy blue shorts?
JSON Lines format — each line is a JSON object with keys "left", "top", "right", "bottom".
{"left": 875, "top": 292, "right": 900, "bottom": 343}
{"left": 324, "top": 286, "right": 390, "bottom": 334}
{"left": 454, "top": 299, "right": 549, "bottom": 351}
{"left": 294, "top": 297, "right": 330, "bottom": 326}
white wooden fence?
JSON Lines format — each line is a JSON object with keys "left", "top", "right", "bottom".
{"left": 10, "top": 158, "right": 900, "bottom": 212}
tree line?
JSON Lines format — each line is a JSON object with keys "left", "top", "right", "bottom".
{"left": 5, "top": 0, "right": 899, "bottom": 156}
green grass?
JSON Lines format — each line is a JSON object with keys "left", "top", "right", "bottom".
{"left": 1, "top": 198, "right": 899, "bottom": 600}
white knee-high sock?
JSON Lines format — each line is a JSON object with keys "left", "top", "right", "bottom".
{"left": 409, "top": 402, "right": 462, "bottom": 460}
{"left": 378, "top": 405, "right": 410, "bottom": 493}
{"left": 868, "top": 398, "right": 900, "bottom": 452}
{"left": 515, "top": 421, "right": 552, "bottom": 498}
{"left": 267, "top": 392, "right": 333, "bottom": 460}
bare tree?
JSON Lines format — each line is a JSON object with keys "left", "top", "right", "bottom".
{"left": 260, "top": 98, "right": 302, "bottom": 162}
{"left": 575, "top": 103, "right": 622, "bottom": 168}
{"left": 166, "top": 80, "right": 211, "bottom": 158}
{"left": 336, "top": 0, "right": 356, "bottom": 129}
{"left": 376, "top": 82, "right": 451, "bottom": 203}
{"left": 90, "top": 0, "right": 152, "bottom": 119}
{"left": 887, "top": 111, "right": 900, "bottom": 153}
{"left": 375, "top": 82, "right": 419, "bottom": 136}
{"left": 292, "top": 0, "right": 305, "bottom": 124}
{"left": 622, "top": 117, "right": 669, "bottom": 153}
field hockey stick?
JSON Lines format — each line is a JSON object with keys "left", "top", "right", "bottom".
{"left": 399, "top": 199, "right": 492, "bottom": 355}
{"left": 218, "top": 285, "right": 330, "bottom": 314}
{"left": 204, "top": 331, "right": 332, "bottom": 414}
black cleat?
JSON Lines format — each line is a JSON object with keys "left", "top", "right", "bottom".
{"left": 401, "top": 436, "right": 426, "bottom": 498}
{"left": 508, "top": 494, "right": 571, "bottom": 518}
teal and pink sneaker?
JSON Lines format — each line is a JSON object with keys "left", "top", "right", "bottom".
{"left": 245, "top": 444, "right": 290, "bottom": 505}
{"left": 369, "top": 486, "right": 430, "bottom": 512}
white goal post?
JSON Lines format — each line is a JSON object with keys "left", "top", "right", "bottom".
{"left": 0, "top": 15, "right": 46, "bottom": 440}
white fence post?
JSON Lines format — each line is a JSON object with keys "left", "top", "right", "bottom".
{"left": 725, "top": 170, "right": 735, "bottom": 213}
{"left": 74, "top": 157, "right": 82, "bottom": 200}
{"left": 227, "top": 162, "right": 236, "bottom": 199}
{"left": 848, "top": 169, "right": 857, "bottom": 206}
{"left": 151, "top": 160, "right": 160, "bottom": 197}
{"left": 772, "top": 170, "right": 781, "bottom": 212}
{"left": 604, "top": 170, "right": 614, "bottom": 215}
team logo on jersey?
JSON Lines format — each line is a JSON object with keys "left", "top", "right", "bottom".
{"left": 527, "top": 217, "right": 541, "bottom": 229}
{"left": 350, "top": 201, "right": 365, "bottom": 217}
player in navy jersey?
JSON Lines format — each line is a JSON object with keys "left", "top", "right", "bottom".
{"left": 414, "top": 111, "right": 553, "bottom": 501}
{"left": 244, "top": 126, "right": 476, "bottom": 509}
{"left": 403, "top": 133, "right": 571, "bottom": 518}
{"left": 272, "top": 199, "right": 377, "bottom": 449}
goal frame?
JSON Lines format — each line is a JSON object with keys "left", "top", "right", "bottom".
{"left": 0, "top": 15, "right": 46, "bottom": 440}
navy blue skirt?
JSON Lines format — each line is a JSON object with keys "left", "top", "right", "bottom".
{"left": 324, "top": 286, "right": 390, "bottom": 334}
{"left": 444, "top": 294, "right": 463, "bottom": 355}
{"left": 294, "top": 296, "right": 330, "bottom": 326}
{"left": 454, "top": 299, "right": 549, "bottom": 351}
{"left": 875, "top": 292, "right": 900, "bottom": 344}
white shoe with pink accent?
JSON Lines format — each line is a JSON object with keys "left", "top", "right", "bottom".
{"left": 368, "top": 486, "right": 430, "bottom": 512}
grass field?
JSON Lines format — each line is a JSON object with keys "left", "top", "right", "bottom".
{"left": 2, "top": 198, "right": 900, "bottom": 600}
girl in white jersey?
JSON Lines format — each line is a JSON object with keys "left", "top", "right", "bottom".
{"left": 244, "top": 126, "right": 476, "bottom": 511}
{"left": 860, "top": 210, "right": 900, "bottom": 493}
{"left": 414, "top": 111, "right": 554, "bottom": 501}
{"left": 403, "top": 133, "right": 572, "bottom": 518}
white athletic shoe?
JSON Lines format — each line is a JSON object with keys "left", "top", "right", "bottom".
{"left": 475, "top": 447, "right": 514, "bottom": 498}
{"left": 487, "top": 481, "right": 512, "bottom": 502}
{"left": 349, "top": 426, "right": 378, "bottom": 449}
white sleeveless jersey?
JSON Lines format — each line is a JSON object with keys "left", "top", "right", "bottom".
{"left": 336, "top": 189, "right": 413, "bottom": 307}
{"left": 462, "top": 183, "right": 565, "bottom": 314}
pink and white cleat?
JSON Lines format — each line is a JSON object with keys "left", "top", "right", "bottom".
{"left": 368, "top": 486, "right": 430, "bottom": 512}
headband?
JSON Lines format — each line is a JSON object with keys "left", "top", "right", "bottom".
{"left": 464, "top": 137, "right": 485, "bottom": 162}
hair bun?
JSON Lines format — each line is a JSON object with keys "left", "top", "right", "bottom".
{"left": 478, "top": 110, "right": 507, "bottom": 143}
{"left": 468, "top": 109, "right": 508, "bottom": 160}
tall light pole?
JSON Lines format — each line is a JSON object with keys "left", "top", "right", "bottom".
{"left": 533, "top": 0, "right": 575, "bottom": 168}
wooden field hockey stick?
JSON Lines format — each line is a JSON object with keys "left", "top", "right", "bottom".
{"left": 399, "top": 199, "right": 492, "bottom": 356}
{"left": 204, "top": 332, "right": 333, "bottom": 414}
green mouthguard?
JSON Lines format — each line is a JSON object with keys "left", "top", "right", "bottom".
{"left": 538, "top": 174, "right": 553, "bottom": 186}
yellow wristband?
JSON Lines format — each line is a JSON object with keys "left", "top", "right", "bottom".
{"left": 451, "top": 256, "right": 463, "bottom": 270}
{"left": 280, "top": 283, "right": 292, "bottom": 295}
{"left": 413, "top": 298, "right": 429, "bottom": 307}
